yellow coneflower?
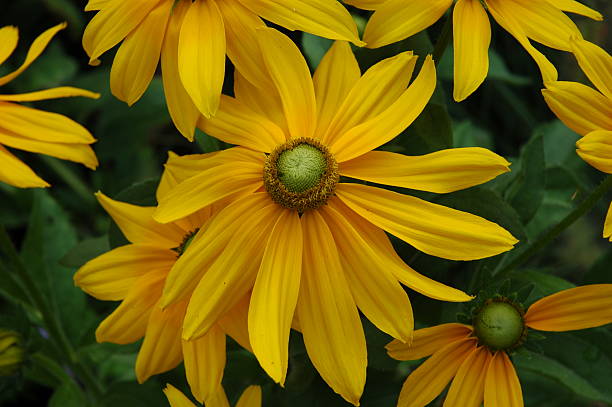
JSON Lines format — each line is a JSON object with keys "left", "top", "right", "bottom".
{"left": 0, "top": 23, "right": 99, "bottom": 188}
{"left": 164, "top": 383, "right": 261, "bottom": 407}
{"left": 153, "top": 28, "right": 517, "bottom": 405}
{"left": 82, "top": 0, "right": 363, "bottom": 140}
{"left": 387, "top": 284, "right": 612, "bottom": 407}
{"left": 542, "top": 38, "right": 612, "bottom": 239}
{"left": 74, "top": 166, "right": 252, "bottom": 404}
{"left": 347, "top": 0, "right": 602, "bottom": 101}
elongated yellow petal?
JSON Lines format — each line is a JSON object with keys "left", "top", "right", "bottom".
{"left": 546, "top": 0, "right": 602, "bottom": 20}
{"left": 0, "top": 144, "right": 49, "bottom": 188}
{"left": 320, "top": 201, "right": 413, "bottom": 342}
{"left": 524, "top": 284, "right": 612, "bottom": 331}
{"left": 0, "top": 26, "right": 18, "bottom": 66}
{"left": 85, "top": 0, "right": 111, "bottom": 12}
{"left": 256, "top": 27, "right": 316, "bottom": 140}
{"left": 313, "top": 41, "right": 361, "bottom": 139}
{"left": 343, "top": 0, "right": 386, "bottom": 10}
{"left": 110, "top": 0, "right": 172, "bottom": 105}
{"left": 453, "top": 0, "right": 491, "bottom": 101}
{"left": 198, "top": 95, "right": 286, "bottom": 153}
{"left": 297, "top": 210, "right": 366, "bottom": 406}
{"left": 484, "top": 351, "right": 523, "bottom": 407}
{"left": 445, "top": 346, "right": 491, "bottom": 407}
{"left": 0, "top": 87, "right": 99, "bottom": 102}
{"left": 74, "top": 244, "right": 176, "bottom": 301}
{"left": 157, "top": 151, "right": 217, "bottom": 203}
{"left": 239, "top": 0, "right": 362, "bottom": 44}
{"left": 387, "top": 323, "right": 473, "bottom": 361}
{"left": 183, "top": 326, "right": 226, "bottom": 403}
{"left": 163, "top": 384, "right": 197, "bottom": 407}
{"left": 570, "top": 38, "right": 612, "bottom": 100}
{"left": 249, "top": 210, "right": 302, "bottom": 385}
{"left": 336, "top": 183, "right": 517, "bottom": 261}
{"left": 322, "top": 51, "right": 417, "bottom": 146}
{"left": 178, "top": 0, "right": 225, "bottom": 118}
{"left": 0, "top": 23, "right": 65, "bottom": 86}
{"left": 397, "top": 338, "right": 476, "bottom": 407}
{"left": 363, "top": 0, "right": 452, "bottom": 48}
{"left": 576, "top": 130, "right": 612, "bottom": 174}
{"left": 542, "top": 81, "right": 612, "bottom": 136}
{"left": 218, "top": 294, "right": 252, "bottom": 352}
{"left": 331, "top": 55, "right": 436, "bottom": 162}
{"left": 340, "top": 148, "right": 510, "bottom": 193}
{"left": 206, "top": 389, "right": 231, "bottom": 407}
{"left": 604, "top": 202, "right": 612, "bottom": 240}
{"left": 236, "top": 386, "right": 262, "bottom": 407}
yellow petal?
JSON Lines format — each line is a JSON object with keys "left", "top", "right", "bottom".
{"left": 0, "top": 26, "right": 18, "bottom": 66}
{"left": 576, "top": 130, "right": 612, "bottom": 174}
{"left": 319, "top": 201, "right": 413, "bottom": 342}
{"left": 546, "top": 0, "right": 602, "bottom": 20}
{"left": 85, "top": 0, "right": 111, "bottom": 12}
{"left": 570, "top": 37, "right": 612, "bottom": 100}
{"left": 542, "top": 81, "right": 612, "bottom": 136}
{"left": 236, "top": 386, "right": 262, "bottom": 407}
{"left": 249, "top": 209, "right": 302, "bottom": 385}
{"left": 321, "top": 51, "right": 417, "bottom": 146}
{"left": 157, "top": 151, "right": 216, "bottom": 203}
{"left": 445, "top": 346, "right": 491, "bottom": 407}
{"left": 0, "top": 87, "right": 99, "bottom": 102}
{"left": 82, "top": 0, "right": 161, "bottom": 64}
{"left": 239, "top": 0, "right": 362, "bottom": 44}
{"left": 74, "top": 244, "right": 176, "bottom": 301}
{"left": 453, "top": 0, "right": 491, "bottom": 102}
{"left": 336, "top": 183, "right": 518, "bottom": 261}
{"left": 484, "top": 351, "right": 523, "bottom": 407}
{"left": 524, "top": 284, "right": 612, "bottom": 331}
{"left": 296, "top": 210, "right": 366, "bottom": 406}
{"left": 183, "top": 326, "right": 226, "bottom": 403}
{"left": 178, "top": 0, "right": 225, "bottom": 118}
{"left": 386, "top": 323, "right": 473, "bottom": 361}
{"left": 110, "top": 0, "right": 172, "bottom": 105}
{"left": 206, "top": 388, "right": 230, "bottom": 407}
{"left": 397, "top": 338, "right": 476, "bottom": 407}
{"left": 198, "top": 95, "right": 286, "bottom": 153}
{"left": 0, "top": 23, "right": 65, "bottom": 86}
{"left": 343, "top": 0, "right": 386, "bottom": 10}
{"left": 218, "top": 294, "right": 252, "bottom": 352}
{"left": 604, "top": 202, "right": 612, "bottom": 240}
{"left": 340, "top": 148, "right": 510, "bottom": 193}
{"left": 330, "top": 55, "right": 436, "bottom": 162}
{"left": 363, "top": 0, "right": 452, "bottom": 48}
{"left": 163, "top": 384, "right": 197, "bottom": 407}
{"left": 0, "top": 144, "right": 49, "bottom": 188}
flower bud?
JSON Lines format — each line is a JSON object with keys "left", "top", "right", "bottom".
{"left": 0, "top": 330, "right": 24, "bottom": 376}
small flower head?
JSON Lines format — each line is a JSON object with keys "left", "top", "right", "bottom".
{"left": 0, "top": 330, "right": 23, "bottom": 377}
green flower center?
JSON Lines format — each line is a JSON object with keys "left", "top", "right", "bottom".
{"left": 277, "top": 144, "right": 327, "bottom": 193}
{"left": 473, "top": 300, "right": 525, "bottom": 350}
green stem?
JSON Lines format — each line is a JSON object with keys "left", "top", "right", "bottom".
{"left": 40, "top": 156, "right": 95, "bottom": 205}
{"left": 495, "top": 175, "right": 612, "bottom": 280}
{"left": 432, "top": 10, "right": 453, "bottom": 66}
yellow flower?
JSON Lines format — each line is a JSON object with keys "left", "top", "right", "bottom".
{"left": 74, "top": 168, "right": 252, "bottom": 404}
{"left": 82, "top": 0, "right": 363, "bottom": 140}
{"left": 0, "top": 23, "right": 99, "bottom": 188}
{"left": 542, "top": 38, "right": 612, "bottom": 239}
{"left": 154, "top": 28, "right": 517, "bottom": 405}
{"left": 347, "top": 0, "right": 603, "bottom": 101}
{"left": 387, "top": 284, "right": 612, "bottom": 407}
{"left": 0, "top": 329, "right": 23, "bottom": 376}
{"left": 164, "top": 383, "right": 261, "bottom": 407}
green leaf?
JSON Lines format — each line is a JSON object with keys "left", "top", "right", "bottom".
{"left": 60, "top": 236, "right": 110, "bottom": 269}
{"left": 512, "top": 269, "right": 574, "bottom": 304}
{"left": 301, "top": 33, "right": 333, "bottom": 70}
{"left": 453, "top": 120, "right": 493, "bottom": 149}
{"left": 48, "top": 379, "right": 88, "bottom": 407}
{"left": 401, "top": 94, "right": 453, "bottom": 155}
{"left": 99, "top": 381, "right": 167, "bottom": 407}
{"left": 195, "top": 128, "right": 221, "bottom": 153}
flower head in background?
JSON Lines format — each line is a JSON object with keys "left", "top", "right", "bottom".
{"left": 82, "top": 0, "right": 363, "bottom": 140}
{"left": 154, "top": 28, "right": 517, "bottom": 404}
{"left": 387, "top": 284, "right": 612, "bottom": 407}
{"left": 164, "top": 383, "right": 261, "bottom": 407}
{"left": 542, "top": 38, "right": 612, "bottom": 239}
{"left": 0, "top": 23, "right": 99, "bottom": 188}
{"left": 0, "top": 329, "right": 23, "bottom": 376}
{"left": 347, "top": 0, "right": 602, "bottom": 101}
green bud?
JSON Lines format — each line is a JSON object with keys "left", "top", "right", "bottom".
{"left": 0, "top": 330, "right": 23, "bottom": 376}
{"left": 473, "top": 301, "right": 525, "bottom": 350}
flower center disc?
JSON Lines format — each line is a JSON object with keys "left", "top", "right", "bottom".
{"left": 264, "top": 137, "right": 339, "bottom": 212}
{"left": 473, "top": 300, "right": 526, "bottom": 350}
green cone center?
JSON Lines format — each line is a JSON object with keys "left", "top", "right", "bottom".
{"left": 473, "top": 301, "right": 525, "bottom": 350}
{"left": 276, "top": 143, "right": 327, "bottom": 193}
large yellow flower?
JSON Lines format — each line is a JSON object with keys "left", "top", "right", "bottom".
{"left": 153, "top": 28, "right": 517, "bottom": 404}
{"left": 164, "top": 383, "right": 261, "bottom": 407}
{"left": 82, "top": 0, "right": 363, "bottom": 140}
{"left": 346, "top": 0, "right": 602, "bottom": 101}
{"left": 542, "top": 38, "right": 612, "bottom": 239}
{"left": 74, "top": 168, "right": 252, "bottom": 404}
{"left": 387, "top": 284, "right": 612, "bottom": 407}
{"left": 0, "top": 23, "right": 99, "bottom": 188}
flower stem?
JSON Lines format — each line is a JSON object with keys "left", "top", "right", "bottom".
{"left": 432, "top": 10, "right": 453, "bottom": 66}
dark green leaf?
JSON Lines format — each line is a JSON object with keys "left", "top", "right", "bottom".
{"left": 48, "top": 379, "right": 88, "bottom": 407}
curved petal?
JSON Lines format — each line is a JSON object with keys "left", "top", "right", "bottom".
{"left": 236, "top": 386, "right": 262, "bottom": 407}
{"left": 484, "top": 351, "right": 523, "bottom": 407}
{"left": 218, "top": 294, "right": 252, "bottom": 352}
{"left": 0, "top": 26, "right": 18, "bottom": 66}
{"left": 546, "top": 0, "right": 602, "bottom": 20}
{"left": 445, "top": 346, "right": 492, "bottom": 407}
{"left": 178, "top": 0, "right": 226, "bottom": 118}
{"left": 163, "top": 384, "right": 197, "bottom": 407}
{"left": 249, "top": 209, "right": 302, "bottom": 385}
{"left": 570, "top": 38, "right": 612, "bottom": 100}
{"left": 524, "top": 284, "right": 612, "bottom": 332}
{"left": 604, "top": 202, "right": 612, "bottom": 241}
{"left": 85, "top": 0, "right": 110, "bottom": 11}
{"left": 343, "top": 0, "right": 386, "bottom": 10}
{"left": 363, "top": 0, "right": 452, "bottom": 48}
{"left": 183, "top": 326, "right": 226, "bottom": 403}
{"left": 0, "top": 144, "right": 49, "bottom": 188}
{"left": 340, "top": 148, "right": 510, "bottom": 193}
{"left": 386, "top": 323, "right": 473, "bottom": 361}
{"left": 297, "top": 210, "right": 366, "bottom": 406}
{"left": 0, "top": 87, "right": 99, "bottom": 102}
{"left": 453, "top": 0, "right": 491, "bottom": 102}
{"left": 336, "top": 183, "right": 518, "bottom": 261}
{"left": 576, "top": 130, "right": 612, "bottom": 174}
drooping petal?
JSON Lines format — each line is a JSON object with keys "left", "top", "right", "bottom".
{"left": 0, "top": 87, "right": 99, "bottom": 102}
{"left": 0, "top": 26, "right": 19, "bottom": 66}
{"left": 336, "top": 183, "right": 518, "bottom": 261}
{"left": 445, "top": 346, "right": 492, "bottom": 407}
{"left": 387, "top": 323, "right": 473, "bottom": 361}
{"left": 249, "top": 209, "right": 302, "bottom": 385}
{"left": 546, "top": 0, "right": 602, "bottom": 20}
{"left": 296, "top": 210, "right": 366, "bottom": 406}
{"left": 576, "top": 130, "right": 612, "bottom": 173}
{"left": 340, "top": 148, "right": 510, "bottom": 193}
{"left": 484, "top": 351, "right": 523, "bottom": 407}
{"left": 182, "top": 326, "right": 226, "bottom": 403}
{"left": 178, "top": 0, "right": 226, "bottom": 118}
{"left": 453, "top": 0, "right": 491, "bottom": 102}
{"left": 570, "top": 37, "right": 612, "bottom": 100}
{"left": 363, "top": 0, "right": 452, "bottom": 48}
{"left": 163, "top": 384, "right": 197, "bottom": 407}
{"left": 218, "top": 294, "right": 252, "bottom": 352}
{"left": 524, "top": 284, "right": 612, "bottom": 331}
{"left": 0, "top": 144, "right": 49, "bottom": 188}
{"left": 236, "top": 386, "right": 262, "bottom": 407}
{"left": 604, "top": 202, "right": 612, "bottom": 241}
